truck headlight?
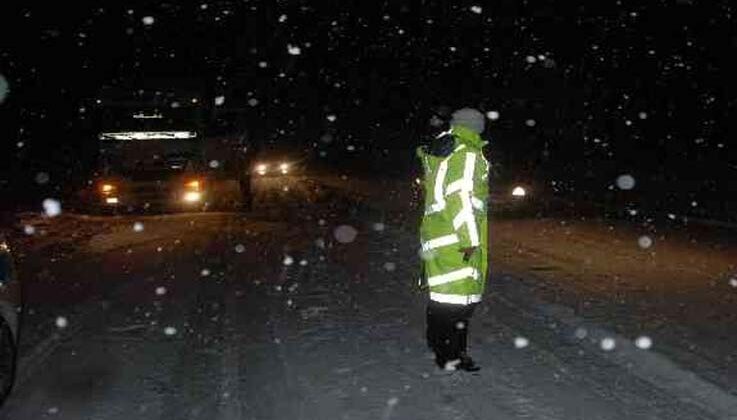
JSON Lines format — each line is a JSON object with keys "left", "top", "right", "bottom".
{"left": 185, "top": 180, "right": 201, "bottom": 190}
{"left": 183, "top": 191, "right": 202, "bottom": 203}
{"left": 256, "top": 164, "right": 268, "bottom": 175}
{"left": 100, "top": 183, "right": 116, "bottom": 194}
{"left": 279, "top": 163, "right": 289, "bottom": 174}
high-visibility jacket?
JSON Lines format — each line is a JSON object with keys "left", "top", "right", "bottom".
{"left": 417, "top": 125, "right": 489, "bottom": 305}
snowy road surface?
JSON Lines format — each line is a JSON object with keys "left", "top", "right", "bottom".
{"left": 4, "top": 176, "right": 737, "bottom": 419}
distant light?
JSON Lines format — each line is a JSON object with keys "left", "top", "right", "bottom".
{"left": 512, "top": 186, "right": 526, "bottom": 197}
{"left": 132, "top": 112, "right": 163, "bottom": 119}
{"left": 101, "top": 183, "right": 115, "bottom": 193}
{"left": 99, "top": 131, "right": 197, "bottom": 141}
{"left": 183, "top": 191, "right": 202, "bottom": 203}
{"left": 186, "top": 180, "right": 201, "bottom": 190}
{"left": 280, "top": 163, "right": 289, "bottom": 174}
{"left": 105, "top": 197, "right": 119, "bottom": 204}
{"left": 256, "top": 164, "right": 268, "bottom": 175}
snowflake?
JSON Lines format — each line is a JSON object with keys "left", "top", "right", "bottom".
{"left": 142, "top": 16, "right": 155, "bottom": 25}
{"left": 164, "top": 326, "right": 177, "bottom": 336}
{"left": 283, "top": 255, "right": 294, "bottom": 266}
{"left": 372, "top": 222, "right": 385, "bottom": 232}
{"left": 514, "top": 336, "right": 529, "bottom": 348}
{"left": 470, "top": 5, "right": 483, "bottom": 14}
{"left": 486, "top": 111, "right": 500, "bottom": 121}
{"left": 334, "top": 225, "right": 358, "bottom": 243}
{"left": 43, "top": 198, "right": 62, "bottom": 217}
{"left": 133, "top": 222, "right": 144, "bottom": 232}
{"left": 616, "top": 174, "right": 636, "bottom": 190}
{"left": 635, "top": 336, "right": 652, "bottom": 349}
{"left": 525, "top": 55, "right": 537, "bottom": 64}
{"left": 383, "top": 262, "right": 396, "bottom": 272}
{"left": 600, "top": 337, "right": 616, "bottom": 351}
{"left": 24, "top": 225, "right": 35, "bottom": 235}
{"left": 155, "top": 286, "right": 167, "bottom": 296}
{"left": 55, "top": 316, "right": 69, "bottom": 329}
{"left": 638, "top": 235, "right": 653, "bottom": 249}
{"left": 214, "top": 96, "right": 225, "bottom": 106}
{"left": 326, "top": 114, "right": 337, "bottom": 122}
{"left": 201, "top": 268, "right": 211, "bottom": 277}
{"left": 234, "top": 244, "right": 245, "bottom": 253}
{"left": 287, "top": 44, "right": 301, "bottom": 55}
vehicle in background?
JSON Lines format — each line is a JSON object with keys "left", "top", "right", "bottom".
{"left": 83, "top": 88, "right": 253, "bottom": 213}
{"left": 0, "top": 214, "right": 21, "bottom": 405}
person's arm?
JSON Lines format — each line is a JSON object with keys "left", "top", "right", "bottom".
{"left": 446, "top": 151, "right": 482, "bottom": 259}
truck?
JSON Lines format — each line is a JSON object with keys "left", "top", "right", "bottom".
{"left": 86, "top": 88, "right": 253, "bottom": 213}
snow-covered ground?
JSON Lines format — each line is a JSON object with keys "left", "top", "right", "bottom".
{"left": 4, "top": 176, "right": 737, "bottom": 419}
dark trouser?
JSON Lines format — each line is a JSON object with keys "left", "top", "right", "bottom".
{"left": 426, "top": 301, "right": 477, "bottom": 366}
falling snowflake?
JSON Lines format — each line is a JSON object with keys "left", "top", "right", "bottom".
{"left": 24, "top": 225, "right": 35, "bottom": 235}
{"left": 155, "top": 286, "right": 167, "bottom": 296}
{"left": 635, "top": 336, "right": 652, "bottom": 349}
{"left": 299, "top": 259, "right": 308, "bottom": 266}
{"left": 387, "top": 397, "right": 399, "bottom": 406}
{"left": 525, "top": 55, "right": 537, "bottom": 63}
{"left": 0, "top": 74, "right": 9, "bottom": 104}
{"left": 142, "top": 16, "right": 155, "bottom": 25}
{"left": 470, "top": 5, "right": 483, "bottom": 14}
{"left": 278, "top": 14, "right": 288, "bottom": 22}
{"left": 214, "top": 96, "right": 225, "bottom": 106}
{"left": 55, "top": 316, "right": 68, "bottom": 329}
{"left": 164, "top": 326, "right": 177, "bottom": 336}
{"left": 133, "top": 222, "right": 144, "bottom": 232}
{"left": 574, "top": 327, "right": 588, "bottom": 339}
{"left": 47, "top": 407, "right": 59, "bottom": 415}
{"left": 209, "top": 160, "right": 220, "bottom": 168}
{"left": 638, "top": 235, "right": 653, "bottom": 249}
{"left": 383, "top": 262, "right": 396, "bottom": 272}
{"left": 600, "top": 337, "right": 616, "bottom": 351}
{"left": 455, "top": 321, "right": 466, "bottom": 330}
{"left": 200, "top": 268, "right": 211, "bottom": 277}
{"left": 334, "top": 225, "right": 358, "bottom": 243}
{"left": 258, "top": 61, "right": 268, "bottom": 68}
{"left": 486, "top": 111, "right": 500, "bottom": 121}
{"left": 514, "top": 336, "right": 529, "bottom": 348}
{"left": 287, "top": 44, "right": 301, "bottom": 55}
{"left": 728, "top": 278, "right": 737, "bottom": 288}
{"left": 43, "top": 198, "right": 62, "bottom": 217}
{"left": 638, "top": 112, "right": 648, "bottom": 120}
{"left": 248, "top": 98, "right": 259, "bottom": 106}
{"left": 372, "top": 222, "right": 385, "bottom": 232}
{"left": 35, "top": 172, "right": 49, "bottom": 185}
{"left": 283, "top": 255, "right": 294, "bottom": 266}
{"left": 326, "top": 114, "right": 337, "bottom": 122}
{"left": 616, "top": 174, "right": 636, "bottom": 190}
{"left": 234, "top": 244, "right": 245, "bottom": 253}
{"left": 525, "top": 119, "right": 536, "bottom": 127}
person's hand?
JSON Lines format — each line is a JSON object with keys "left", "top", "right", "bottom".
{"left": 460, "top": 247, "right": 477, "bottom": 262}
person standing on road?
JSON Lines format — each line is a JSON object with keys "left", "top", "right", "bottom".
{"left": 416, "top": 108, "right": 489, "bottom": 372}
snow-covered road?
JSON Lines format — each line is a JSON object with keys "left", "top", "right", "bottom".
{"left": 3, "top": 177, "right": 735, "bottom": 419}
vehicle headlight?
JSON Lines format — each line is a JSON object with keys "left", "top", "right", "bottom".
{"left": 279, "top": 163, "right": 289, "bottom": 174}
{"left": 100, "top": 183, "right": 116, "bottom": 194}
{"left": 512, "top": 186, "right": 527, "bottom": 197}
{"left": 183, "top": 191, "right": 202, "bottom": 203}
{"left": 256, "top": 164, "right": 268, "bottom": 175}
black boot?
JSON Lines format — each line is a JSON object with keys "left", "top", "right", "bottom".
{"left": 458, "top": 355, "right": 480, "bottom": 372}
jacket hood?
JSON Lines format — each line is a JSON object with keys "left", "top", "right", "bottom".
{"left": 451, "top": 125, "right": 487, "bottom": 149}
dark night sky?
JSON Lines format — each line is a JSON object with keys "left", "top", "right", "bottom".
{"left": 1, "top": 0, "right": 736, "bottom": 216}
